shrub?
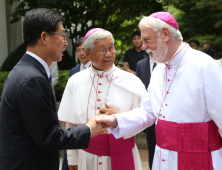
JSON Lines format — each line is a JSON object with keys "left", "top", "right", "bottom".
{"left": 57, "top": 51, "right": 76, "bottom": 70}
{"left": 1, "top": 43, "right": 26, "bottom": 71}
{"left": 0, "top": 72, "right": 10, "bottom": 100}
{"left": 0, "top": 70, "right": 69, "bottom": 102}
{"left": 55, "top": 70, "right": 70, "bottom": 101}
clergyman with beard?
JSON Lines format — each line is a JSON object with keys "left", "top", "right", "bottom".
{"left": 96, "top": 12, "right": 222, "bottom": 170}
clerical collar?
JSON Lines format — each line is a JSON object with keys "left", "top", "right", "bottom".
{"left": 165, "top": 42, "right": 188, "bottom": 66}
{"left": 26, "top": 51, "right": 50, "bottom": 78}
{"left": 90, "top": 64, "right": 116, "bottom": 76}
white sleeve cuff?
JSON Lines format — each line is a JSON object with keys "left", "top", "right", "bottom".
{"left": 85, "top": 124, "right": 92, "bottom": 138}
{"left": 67, "top": 149, "right": 78, "bottom": 165}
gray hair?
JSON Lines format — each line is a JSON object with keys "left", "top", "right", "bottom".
{"left": 84, "top": 30, "right": 114, "bottom": 51}
{"left": 139, "top": 16, "right": 183, "bottom": 42}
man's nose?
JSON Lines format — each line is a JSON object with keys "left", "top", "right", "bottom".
{"left": 80, "top": 50, "right": 84, "bottom": 55}
{"left": 141, "top": 43, "right": 148, "bottom": 50}
{"left": 64, "top": 40, "right": 68, "bottom": 46}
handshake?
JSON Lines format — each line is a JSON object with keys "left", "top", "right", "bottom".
{"left": 86, "top": 104, "right": 120, "bottom": 137}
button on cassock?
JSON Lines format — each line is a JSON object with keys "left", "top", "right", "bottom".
{"left": 98, "top": 91, "right": 102, "bottom": 93}
{"left": 99, "top": 83, "right": 102, "bottom": 85}
{"left": 100, "top": 76, "right": 103, "bottom": 78}
{"left": 97, "top": 107, "right": 100, "bottom": 109}
{"left": 99, "top": 162, "right": 102, "bottom": 165}
{"left": 97, "top": 99, "right": 101, "bottom": 101}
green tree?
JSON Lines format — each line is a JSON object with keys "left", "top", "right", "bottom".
{"left": 167, "top": 0, "right": 222, "bottom": 56}
{"left": 8, "top": 0, "right": 163, "bottom": 65}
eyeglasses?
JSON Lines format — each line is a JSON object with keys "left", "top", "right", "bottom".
{"left": 51, "top": 32, "right": 67, "bottom": 41}
{"left": 93, "top": 46, "right": 117, "bottom": 55}
{"left": 76, "top": 48, "right": 85, "bottom": 54}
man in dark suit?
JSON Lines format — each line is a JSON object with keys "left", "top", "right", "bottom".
{"left": 201, "top": 41, "right": 214, "bottom": 58}
{"left": 0, "top": 8, "right": 106, "bottom": 170}
{"left": 136, "top": 56, "right": 156, "bottom": 170}
{"left": 62, "top": 37, "right": 91, "bottom": 170}
{"left": 70, "top": 37, "right": 91, "bottom": 77}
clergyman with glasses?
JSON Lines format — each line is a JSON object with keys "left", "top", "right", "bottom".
{"left": 58, "top": 28, "right": 146, "bottom": 170}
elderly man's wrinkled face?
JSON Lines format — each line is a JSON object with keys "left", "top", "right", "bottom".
{"left": 141, "top": 27, "right": 168, "bottom": 63}
{"left": 86, "top": 36, "right": 116, "bottom": 70}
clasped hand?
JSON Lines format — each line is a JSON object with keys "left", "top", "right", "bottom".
{"left": 86, "top": 104, "right": 120, "bottom": 137}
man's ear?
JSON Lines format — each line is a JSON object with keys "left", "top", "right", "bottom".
{"left": 161, "top": 27, "right": 170, "bottom": 42}
{"left": 40, "top": 32, "right": 48, "bottom": 46}
{"left": 85, "top": 49, "right": 91, "bottom": 60}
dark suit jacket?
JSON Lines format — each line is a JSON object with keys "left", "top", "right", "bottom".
{"left": 0, "top": 54, "right": 90, "bottom": 170}
{"left": 136, "top": 57, "right": 151, "bottom": 89}
{"left": 136, "top": 57, "right": 156, "bottom": 169}
{"left": 201, "top": 49, "right": 214, "bottom": 58}
{"left": 70, "top": 64, "right": 80, "bottom": 77}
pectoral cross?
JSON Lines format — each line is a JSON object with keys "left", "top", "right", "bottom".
{"left": 155, "top": 110, "right": 162, "bottom": 125}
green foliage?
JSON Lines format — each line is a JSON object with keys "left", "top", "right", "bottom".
{"left": 0, "top": 70, "right": 69, "bottom": 101}
{"left": 167, "top": 0, "right": 222, "bottom": 54}
{"left": 55, "top": 70, "right": 70, "bottom": 101}
{"left": 0, "top": 72, "right": 10, "bottom": 100}
{"left": 0, "top": 43, "right": 26, "bottom": 71}
{"left": 8, "top": 0, "right": 164, "bottom": 67}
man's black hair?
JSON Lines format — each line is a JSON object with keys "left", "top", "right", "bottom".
{"left": 132, "top": 31, "right": 141, "bottom": 38}
{"left": 75, "top": 37, "right": 84, "bottom": 49}
{"left": 23, "top": 8, "right": 63, "bottom": 46}
{"left": 204, "top": 41, "right": 211, "bottom": 45}
{"left": 188, "top": 39, "right": 200, "bottom": 46}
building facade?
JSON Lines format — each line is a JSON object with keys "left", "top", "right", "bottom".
{"left": 0, "top": 0, "right": 24, "bottom": 68}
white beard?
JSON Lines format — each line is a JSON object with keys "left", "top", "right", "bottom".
{"left": 146, "top": 38, "right": 168, "bottom": 63}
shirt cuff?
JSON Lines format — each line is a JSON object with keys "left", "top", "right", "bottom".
{"left": 111, "top": 125, "right": 119, "bottom": 131}
{"left": 85, "top": 124, "right": 92, "bottom": 138}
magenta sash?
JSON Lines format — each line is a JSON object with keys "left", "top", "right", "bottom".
{"left": 83, "top": 134, "right": 135, "bottom": 170}
{"left": 156, "top": 119, "right": 222, "bottom": 170}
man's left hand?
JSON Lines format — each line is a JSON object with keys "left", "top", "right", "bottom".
{"left": 98, "top": 103, "right": 121, "bottom": 115}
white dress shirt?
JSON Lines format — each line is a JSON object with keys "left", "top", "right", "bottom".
{"left": 80, "top": 61, "right": 91, "bottom": 71}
